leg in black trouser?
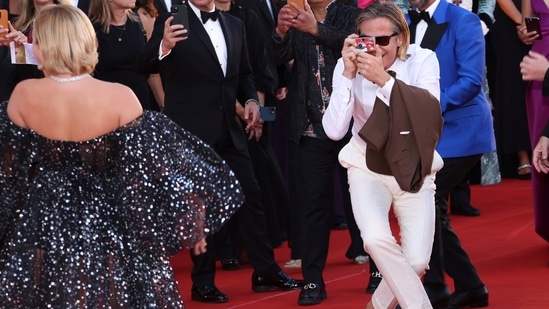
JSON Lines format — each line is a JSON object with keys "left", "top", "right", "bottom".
{"left": 425, "top": 155, "right": 484, "bottom": 295}
{"left": 299, "top": 136, "right": 348, "bottom": 286}
{"left": 191, "top": 124, "right": 283, "bottom": 291}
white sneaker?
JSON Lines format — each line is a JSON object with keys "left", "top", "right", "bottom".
{"left": 284, "top": 259, "right": 302, "bottom": 269}
{"left": 353, "top": 255, "right": 369, "bottom": 265}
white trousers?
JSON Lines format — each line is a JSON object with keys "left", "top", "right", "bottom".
{"left": 339, "top": 139, "right": 439, "bottom": 309}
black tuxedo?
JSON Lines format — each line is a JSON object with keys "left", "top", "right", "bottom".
{"left": 139, "top": 3, "right": 281, "bottom": 287}
{"left": 140, "top": 8, "right": 257, "bottom": 151}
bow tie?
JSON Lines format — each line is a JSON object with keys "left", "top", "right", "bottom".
{"left": 409, "top": 9, "right": 431, "bottom": 24}
{"left": 201, "top": 9, "right": 219, "bottom": 23}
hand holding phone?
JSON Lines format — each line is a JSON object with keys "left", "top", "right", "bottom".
{"left": 525, "top": 16, "right": 542, "bottom": 40}
{"left": 171, "top": 4, "right": 189, "bottom": 38}
{"left": 287, "top": 0, "right": 305, "bottom": 14}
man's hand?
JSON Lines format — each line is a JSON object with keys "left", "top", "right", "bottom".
{"left": 243, "top": 100, "right": 260, "bottom": 131}
{"left": 520, "top": 51, "right": 549, "bottom": 81}
{"left": 356, "top": 45, "right": 390, "bottom": 86}
{"left": 341, "top": 34, "right": 360, "bottom": 79}
{"left": 161, "top": 16, "right": 188, "bottom": 52}
{"left": 289, "top": 2, "right": 318, "bottom": 36}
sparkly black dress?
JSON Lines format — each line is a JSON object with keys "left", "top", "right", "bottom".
{"left": 0, "top": 102, "right": 243, "bottom": 308}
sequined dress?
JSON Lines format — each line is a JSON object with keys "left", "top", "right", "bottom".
{"left": 0, "top": 101, "right": 243, "bottom": 308}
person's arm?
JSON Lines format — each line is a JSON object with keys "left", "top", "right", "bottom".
{"left": 322, "top": 35, "right": 359, "bottom": 141}
{"left": 439, "top": 12, "right": 485, "bottom": 113}
{"left": 496, "top": 0, "right": 521, "bottom": 24}
{"left": 147, "top": 73, "right": 165, "bottom": 111}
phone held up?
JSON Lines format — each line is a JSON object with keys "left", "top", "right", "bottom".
{"left": 171, "top": 4, "right": 189, "bottom": 38}
{"left": 356, "top": 36, "right": 376, "bottom": 54}
{"left": 0, "top": 9, "right": 9, "bottom": 38}
{"left": 287, "top": 0, "right": 305, "bottom": 14}
{"left": 525, "top": 16, "right": 542, "bottom": 40}
{"left": 260, "top": 106, "right": 276, "bottom": 122}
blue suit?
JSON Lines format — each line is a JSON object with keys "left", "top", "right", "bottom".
{"left": 408, "top": 0, "right": 495, "bottom": 158}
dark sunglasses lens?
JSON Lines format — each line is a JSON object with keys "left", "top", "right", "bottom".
{"left": 376, "top": 36, "right": 391, "bottom": 46}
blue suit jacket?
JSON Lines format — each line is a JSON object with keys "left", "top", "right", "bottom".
{"left": 407, "top": 1, "right": 495, "bottom": 158}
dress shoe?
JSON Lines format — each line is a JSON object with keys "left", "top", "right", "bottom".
{"left": 451, "top": 204, "right": 481, "bottom": 216}
{"left": 424, "top": 284, "right": 450, "bottom": 309}
{"left": 220, "top": 258, "right": 239, "bottom": 270}
{"left": 365, "top": 271, "right": 382, "bottom": 294}
{"left": 252, "top": 270, "right": 304, "bottom": 292}
{"left": 191, "top": 284, "right": 228, "bottom": 303}
{"left": 297, "top": 282, "right": 327, "bottom": 306}
{"left": 447, "top": 285, "right": 489, "bottom": 309}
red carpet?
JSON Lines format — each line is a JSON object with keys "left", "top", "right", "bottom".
{"left": 170, "top": 178, "right": 549, "bottom": 308}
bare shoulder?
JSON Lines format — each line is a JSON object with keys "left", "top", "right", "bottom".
{"left": 95, "top": 80, "right": 143, "bottom": 125}
{"left": 7, "top": 79, "right": 42, "bottom": 127}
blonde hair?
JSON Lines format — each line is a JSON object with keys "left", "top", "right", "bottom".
{"left": 13, "top": 0, "right": 73, "bottom": 32}
{"left": 88, "top": 0, "right": 139, "bottom": 33}
{"left": 355, "top": 1, "right": 410, "bottom": 61}
{"left": 33, "top": 4, "right": 98, "bottom": 75}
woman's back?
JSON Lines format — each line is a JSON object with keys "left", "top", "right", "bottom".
{"left": 7, "top": 76, "right": 143, "bottom": 142}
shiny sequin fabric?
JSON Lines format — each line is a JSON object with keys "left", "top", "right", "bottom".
{"left": 0, "top": 101, "right": 243, "bottom": 308}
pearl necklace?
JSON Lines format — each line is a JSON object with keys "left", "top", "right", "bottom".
{"left": 49, "top": 74, "right": 91, "bottom": 83}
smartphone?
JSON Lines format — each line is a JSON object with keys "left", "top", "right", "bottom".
{"left": 287, "top": 0, "right": 305, "bottom": 14}
{"left": 260, "top": 106, "right": 276, "bottom": 122}
{"left": 0, "top": 9, "right": 8, "bottom": 38}
{"left": 525, "top": 16, "right": 542, "bottom": 40}
{"left": 171, "top": 4, "right": 189, "bottom": 38}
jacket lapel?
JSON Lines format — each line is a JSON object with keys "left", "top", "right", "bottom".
{"left": 420, "top": 18, "right": 448, "bottom": 51}
{"left": 420, "top": 1, "right": 449, "bottom": 50}
{"left": 218, "top": 13, "right": 234, "bottom": 76}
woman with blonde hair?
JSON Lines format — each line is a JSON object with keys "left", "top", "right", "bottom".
{"left": 0, "top": 4, "right": 242, "bottom": 307}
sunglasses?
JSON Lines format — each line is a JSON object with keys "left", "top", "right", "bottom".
{"left": 359, "top": 33, "right": 399, "bottom": 46}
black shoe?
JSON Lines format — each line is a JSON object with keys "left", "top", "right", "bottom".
{"left": 220, "top": 258, "right": 239, "bottom": 270}
{"left": 252, "top": 270, "right": 304, "bottom": 292}
{"left": 191, "top": 284, "right": 228, "bottom": 303}
{"left": 424, "top": 284, "right": 451, "bottom": 309}
{"left": 365, "top": 271, "right": 382, "bottom": 294}
{"left": 332, "top": 222, "right": 348, "bottom": 230}
{"left": 447, "top": 285, "right": 489, "bottom": 309}
{"left": 451, "top": 205, "right": 481, "bottom": 217}
{"left": 297, "top": 282, "right": 327, "bottom": 306}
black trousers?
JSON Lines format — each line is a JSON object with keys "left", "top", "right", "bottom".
{"left": 190, "top": 121, "right": 279, "bottom": 288}
{"left": 424, "top": 155, "right": 484, "bottom": 292}
{"left": 298, "top": 136, "right": 349, "bottom": 284}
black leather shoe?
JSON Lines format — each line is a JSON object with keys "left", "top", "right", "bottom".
{"left": 297, "top": 282, "right": 327, "bottom": 306}
{"left": 220, "top": 258, "right": 239, "bottom": 270}
{"left": 252, "top": 270, "right": 304, "bottom": 292}
{"left": 424, "top": 284, "right": 451, "bottom": 309}
{"left": 191, "top": 284, "right": 228, "bottom": 303}
{"left": 447, "top": 285, "right": 489, "bottom": 309}
{"left": 451, "top": 205, "right": 481, "bottom": 216}
{"left": 365, "top": 271, "right": 382, "bottom": 294}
